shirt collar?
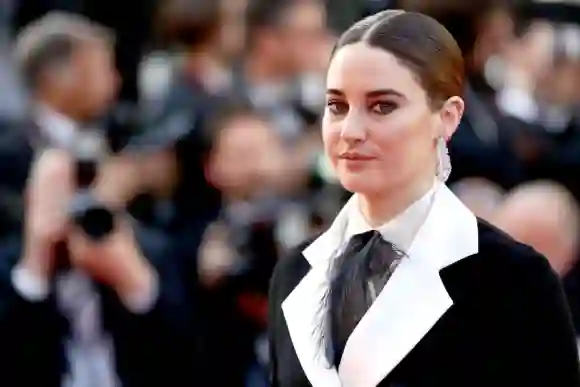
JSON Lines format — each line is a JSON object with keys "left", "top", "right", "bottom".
{"left": 345, "top": 185, "right": 436, "bottom": 252}
{"left": 34, "top": 104, "right": 79, "bottom": 149}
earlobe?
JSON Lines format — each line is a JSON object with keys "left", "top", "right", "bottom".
{"left": 440, "top": 96, "right": 464, "bottom": 140}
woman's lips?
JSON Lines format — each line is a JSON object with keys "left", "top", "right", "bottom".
{"left": 338, "top": 152, "right": 376, "bottom": 161}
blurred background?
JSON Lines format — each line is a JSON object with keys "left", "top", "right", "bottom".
{"left": 2, "top": 0, "right": 580, "bottom": 385}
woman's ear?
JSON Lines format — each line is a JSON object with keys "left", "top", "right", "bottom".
{"left": 439, "top": 96, "right": 465, "bottom": 140}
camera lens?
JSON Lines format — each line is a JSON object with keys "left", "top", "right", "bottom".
{"left": 70, "top": 192, "right": 116, "bottom": 240}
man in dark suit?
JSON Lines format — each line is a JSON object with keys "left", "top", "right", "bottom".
{"left": 0, "top": 12, "right": 196, "bottom": 387}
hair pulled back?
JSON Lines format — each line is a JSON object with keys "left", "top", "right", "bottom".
{"left": 331, "top": 10, "right": 465, "bottom": 109}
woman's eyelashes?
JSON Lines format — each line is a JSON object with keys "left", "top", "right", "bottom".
{"left": 326, "top": 100, "right": 398, "bottom": 116}
{"left": 370, "top": 101, "right": 398, "bottom": 115}
{"left": 326, "top": 99, "right": 349, "bottom": 115}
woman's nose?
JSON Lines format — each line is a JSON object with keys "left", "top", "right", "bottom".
{"left": 340, "top": 112, "right": 366, "bottom": 142}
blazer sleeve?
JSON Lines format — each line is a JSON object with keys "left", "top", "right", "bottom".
{"left": 0, "top": 234, "right": 65, "bottom": 381}
{"left": 504, "top": 247, "right": 580, "bottom": 385}
{"left": 103, "top": 225, "right": 197, "bottom": 385}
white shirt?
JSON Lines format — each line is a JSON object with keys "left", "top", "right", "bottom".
{"left": 11, "top": 106, "right": 159, "bottom": 387}
{"left": 344, "top": 186, "right": 436, "bottom": 253}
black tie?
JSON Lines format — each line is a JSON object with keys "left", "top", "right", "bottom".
{"left": 327, "top": 230, "right": 403, "bottom": 367}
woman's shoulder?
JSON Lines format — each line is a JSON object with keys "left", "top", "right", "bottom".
{"left": 476, "top": 218, "right": 552, "bottom": 274}
{"left": 444, "top": 218, "right": 559, "bottom": 298}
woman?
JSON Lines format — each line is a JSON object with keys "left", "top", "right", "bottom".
{"left": 268, "top": 10, "right": 580, "bottom": 387}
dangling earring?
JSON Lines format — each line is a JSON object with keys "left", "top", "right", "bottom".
{"left": 436, "top": 137, "right": 451, "bottom": 182}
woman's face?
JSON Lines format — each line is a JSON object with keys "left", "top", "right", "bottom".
{"left": 322, "top": 42, "right": 458, "bottom": 196}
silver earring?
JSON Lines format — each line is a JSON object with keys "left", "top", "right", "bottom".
{"left": 436, "top": 137, "right": 451, "bottom": 182}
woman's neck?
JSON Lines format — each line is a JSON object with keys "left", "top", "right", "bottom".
{"left": 359, "top": 173, "right": 435, "bottom": 228}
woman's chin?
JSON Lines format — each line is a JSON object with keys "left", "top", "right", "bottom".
{"left": 338, "top": 172, "right": 377, "bottom": 194}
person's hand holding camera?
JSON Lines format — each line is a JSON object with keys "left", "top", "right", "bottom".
{"left": 67, "top": 156, "right": 159, "bottom": 312}
{"left": 19, "top": 149, "right": 73, "bottom": 282}
{"left": 67, "top": 215, "right": 158, "bottom": 311}
{"left": 16, "top": 149, "right": 157, "bottom": 311}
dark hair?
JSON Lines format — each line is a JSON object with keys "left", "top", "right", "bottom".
{"left": 14, "top": 12, "right": 113, "bottom": 90}
{"left": 331, "top": 10, "right": 465, "bottom": 109}
{"left": 155, "top": 0, "right": 221, "bottom": 49}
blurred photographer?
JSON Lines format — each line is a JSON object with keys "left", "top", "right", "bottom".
{"left": 196, "top": 102, "right": 288, "bottom": 386}
{"left": 0, "top": 12, "right": 195, "bottom": 387}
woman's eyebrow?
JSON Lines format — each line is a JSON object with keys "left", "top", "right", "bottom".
{"left": 326, "top": 88, "right": 406, "bottom": 98}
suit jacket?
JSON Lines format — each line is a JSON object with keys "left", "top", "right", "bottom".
{"left": 268, "top": 185, "right": 580, "bottom": 387}
{"left": 0, "top": 125, "right": 197, "bottom": 387}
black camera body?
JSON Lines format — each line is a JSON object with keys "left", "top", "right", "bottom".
{"left": 70, "top": 190, "right": 116, "bottom": 240}
{"left": 69, "top": 133, "right": 116, "bottom": 240}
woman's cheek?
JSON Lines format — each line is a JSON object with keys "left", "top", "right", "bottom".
{"left": 321, "top": 125, "right": 340, "bottom": 159}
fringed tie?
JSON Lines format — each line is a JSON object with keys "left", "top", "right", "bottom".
{"left": 324, "top": 230, "right": 404, "bottom": 367}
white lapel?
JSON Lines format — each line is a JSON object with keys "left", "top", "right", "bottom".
{"left": 282, "top": 199, "right": 354, "bottom": 387}
{"left": 282, "top": 185, "right": 478, "bottom": 387}
{"left": 338, "top": 185, "right": 479, "bottom": 387}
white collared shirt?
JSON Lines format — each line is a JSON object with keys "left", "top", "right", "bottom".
{"left": 34, "top": 105, "right": 108, "bottom": 160}
{"left": 35, "top": 104, "right": 78, "bottom": 149}
{"left": 344, "top": 186, "right": 436, "bottom": 253}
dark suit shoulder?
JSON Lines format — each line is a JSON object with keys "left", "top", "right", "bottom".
{"left": 469, "top": 221, "right": 579, "bottom": 384}
{"left": 477, "top": 218, "right": 556, "bottom": 281}
{"left": 442, "top": 218, "right": 559, "bottom": 304}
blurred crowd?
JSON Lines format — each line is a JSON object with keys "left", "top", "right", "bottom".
{"left": 1, "top": 0, "right": 580, "bottom": 386}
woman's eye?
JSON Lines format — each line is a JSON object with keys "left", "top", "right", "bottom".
{"left": 370, "top": 101, "right": 397, "bottom": 115}
{"left": 327, "top": 100, "right": 349, "bottom": 115}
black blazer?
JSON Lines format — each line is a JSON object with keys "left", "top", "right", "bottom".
{"left": 268, "top": 186, "right": 580, "bottom": 387}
